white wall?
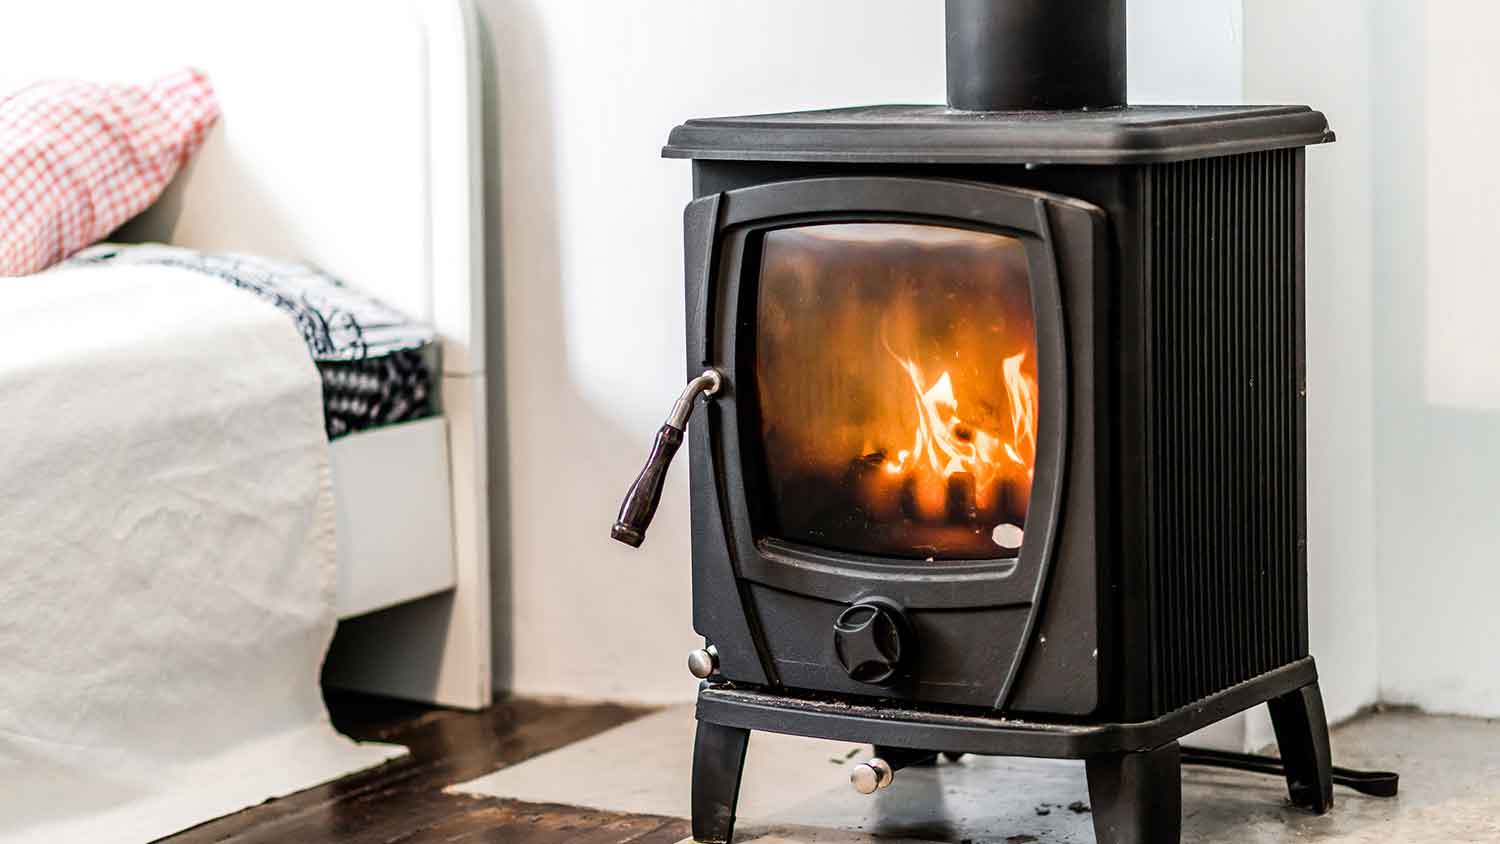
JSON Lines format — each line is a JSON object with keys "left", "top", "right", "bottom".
{"left": 478, "top": 0, "right": 1257, "bottom": 703}
{"left": 1129, "top": 0, "right": 1243, "bottom": 103}
{"left": 1369, "top": 2, "right": 1500, "bottom": 718}
{"left": 1242, "top": 0, "right": 1500, "bottom": 722}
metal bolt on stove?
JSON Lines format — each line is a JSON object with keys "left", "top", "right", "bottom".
{"left": 848, "top": 758, "right": 892, "bottom": 795}
{"left": 687, "top": 645, "right": 719, "bottom": 680}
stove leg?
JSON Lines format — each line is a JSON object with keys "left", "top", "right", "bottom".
{"left": 1268, "top": 680, "right": 1334, "bottom": 814}
{"left": 692, "top": 720, "right": 750, "bottom": 844}
{"left": 1085, "top": 741, "right": 1182, "bottom": 844}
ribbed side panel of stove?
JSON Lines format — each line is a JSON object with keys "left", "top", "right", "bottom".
{"left": 1145, "top": 148, "right": 1308, "bottom": 716}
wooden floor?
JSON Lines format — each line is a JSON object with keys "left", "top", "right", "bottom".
{"left": 161, "top": 692, "right": 690, "bottom": 844}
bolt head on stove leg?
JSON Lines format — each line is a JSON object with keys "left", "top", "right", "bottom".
{"left": 850, "top": 757, "right": 894, "bottom": 795}
{"left": 687, "top": 645, "right": 719, "bottom": 679}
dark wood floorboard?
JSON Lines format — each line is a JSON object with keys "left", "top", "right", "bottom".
{"left": 158, "top": 691, "right": 689, "bottom": 844}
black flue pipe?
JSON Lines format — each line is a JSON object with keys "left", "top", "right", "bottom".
{"left": 945, "top": 0, "right": 1126, "bottom": 111}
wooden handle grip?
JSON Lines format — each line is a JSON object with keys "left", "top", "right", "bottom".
{"left": 611, "top": 424, "right": 685, "bottom": 548}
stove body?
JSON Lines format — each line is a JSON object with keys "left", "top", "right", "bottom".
{"left": 648, "top": 3, "right": 1336, "bottom": 842}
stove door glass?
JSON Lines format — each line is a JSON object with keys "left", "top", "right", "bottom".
{"left": 755, "top": 222, "right": 1038, "bottom": 560}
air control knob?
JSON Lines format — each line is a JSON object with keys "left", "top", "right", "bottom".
{"left": 833, "top": 601, "right": 912, "bottom": 686}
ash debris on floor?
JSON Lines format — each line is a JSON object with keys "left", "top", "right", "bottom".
{"left": 1030, "top": 801, "right": 1088, "bottom": 817}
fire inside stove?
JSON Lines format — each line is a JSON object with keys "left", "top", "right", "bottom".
{"left": 754, "top": 222, "right": 1038, "bottom": 560}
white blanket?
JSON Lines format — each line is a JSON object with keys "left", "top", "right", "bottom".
{"left": 0, "top": 263, "right": 404, "bottom": 843}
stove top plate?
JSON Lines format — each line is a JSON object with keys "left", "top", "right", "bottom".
{"left": 664, "top": 104, "right": 1333, "bottom": 165}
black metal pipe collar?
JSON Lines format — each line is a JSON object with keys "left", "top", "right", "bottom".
{"left": 945, "top": 0, "right": 1127, "bottom": 111}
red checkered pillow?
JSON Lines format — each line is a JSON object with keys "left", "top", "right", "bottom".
{"left": 0, "top": 69, "right": 219, "bottom": 277}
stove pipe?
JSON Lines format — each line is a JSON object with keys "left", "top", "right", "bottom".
{"left": 945, "top": 0, "right": 1126, "bottom": 111}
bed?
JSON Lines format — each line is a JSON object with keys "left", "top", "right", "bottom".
{"left": 0, "top": 0, "right": 492, "bottom": 710}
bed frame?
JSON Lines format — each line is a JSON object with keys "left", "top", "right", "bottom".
{"left": 0, "top": 0, "right": 492, "bottom": 709}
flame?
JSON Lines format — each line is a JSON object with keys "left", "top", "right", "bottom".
{"left": 880, "top": 348, "right": 1038, "bottom": 512}
{"left": 1002, "top": 352, "right": 1037, "bottom": 473}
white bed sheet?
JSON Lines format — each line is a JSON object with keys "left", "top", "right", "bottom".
{"left": 0, "top": 262, "right": 403, "bottom": 843}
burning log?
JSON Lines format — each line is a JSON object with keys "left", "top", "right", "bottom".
{"left": 849, "top": 452, "right": 902, "bottom": 521}
{"left": 904, "top": 470, "right": 949, "bottom": 523}
{"left": 946, "top": 472, "right": 979, "bottom": 523}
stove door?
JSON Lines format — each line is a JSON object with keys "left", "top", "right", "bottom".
{"left": 685, "top": 177, "right": 1105, "bottom": 712}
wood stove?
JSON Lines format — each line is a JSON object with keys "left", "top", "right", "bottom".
{"left": 614, "top": 2, "right": 1343, "bottom": 842}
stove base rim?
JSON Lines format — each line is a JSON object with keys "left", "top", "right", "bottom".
{"left": 695, "top": 657, "right": 1318, "bottom": 759}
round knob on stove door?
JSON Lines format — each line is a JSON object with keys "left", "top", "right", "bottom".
{"left": 833, "top": 601, "right": 912, "bottom": 686}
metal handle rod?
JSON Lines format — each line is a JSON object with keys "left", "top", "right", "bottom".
{"left": 669, "top": 370, "right": 723, "bottom": 429}
{"left": 611, "top": 370, "right": 722, "bottom": 548}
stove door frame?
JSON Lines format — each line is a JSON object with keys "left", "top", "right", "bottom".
{"left": 686, "top": 176, "right": 1106, "bottom": 709}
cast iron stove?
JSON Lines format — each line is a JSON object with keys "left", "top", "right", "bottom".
{"left": 611, "top": 2, "right": 1369, "bottom": 842}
